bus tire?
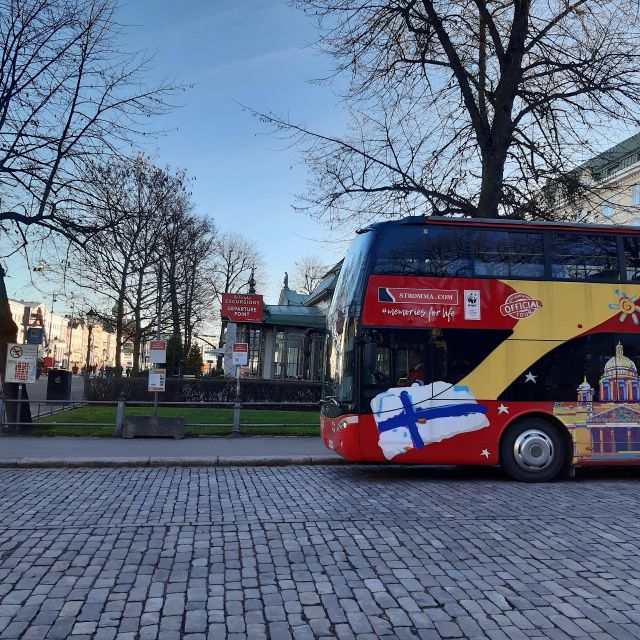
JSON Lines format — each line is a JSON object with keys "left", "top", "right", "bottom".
{"left": 500, "top": 418, "right": 565, "bottom": 483}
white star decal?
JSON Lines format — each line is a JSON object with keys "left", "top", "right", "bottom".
{"left": 525, "top": 371, "right": 537, "bottom": 383}
{"left": 497, "top": 403, "right": 509, "bottom": 415}
{"left": 481, "top": 449, "right": 490, "bottom": 459}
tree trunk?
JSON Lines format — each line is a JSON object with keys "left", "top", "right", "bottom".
{"left": 115, "top": 294, "right": 125, "bottom": 378}
{"left": 477, "top": 147, "right": 508, "bottom": 217}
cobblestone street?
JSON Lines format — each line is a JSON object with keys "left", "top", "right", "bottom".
{"left": 0, "top": 465, "right": 639, "bottom": 639}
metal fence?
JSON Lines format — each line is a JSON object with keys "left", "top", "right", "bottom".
{"left": 0, "top": 395, "right": 319, "bottom": 437}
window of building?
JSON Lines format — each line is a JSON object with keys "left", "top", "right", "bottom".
{"left": 633, "top": 184, "right": 640, "bottom": 206}
{"left": 550, "top": 233, "right": 620, "bottom": 281}
{"left": 602, "top": 201, "right": 614, "bottom": 219}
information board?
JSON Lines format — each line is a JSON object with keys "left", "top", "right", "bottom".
{"left": 149, "top": 341, "right": 167, "bottom": 364}
{"left": 231, "top": 342, "right": 249, "bottom": 366}
{"left": 148, "top": 368, "right": 166, "bottom": 392}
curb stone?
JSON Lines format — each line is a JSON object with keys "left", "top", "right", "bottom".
{"left": 0, "top": 455, "right": 347, "bottom": 469}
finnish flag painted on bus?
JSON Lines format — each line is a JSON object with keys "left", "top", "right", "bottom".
{"left": 371, "top": 382, "right": 489, "bottom": 460}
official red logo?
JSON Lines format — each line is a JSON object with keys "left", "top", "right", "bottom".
{"left": 500, "top": 292, "right": 543, "bottom": 319}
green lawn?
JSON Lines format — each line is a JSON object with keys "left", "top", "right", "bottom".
{"left": 33, "top": 406, "right": 320, "bottom": 437}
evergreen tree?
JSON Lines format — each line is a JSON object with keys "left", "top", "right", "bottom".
{"left": 184, "top": 345, "right": 204, "bottom": 377}
{"left": 166, "top": 334, "right": 184, "bottom": 376}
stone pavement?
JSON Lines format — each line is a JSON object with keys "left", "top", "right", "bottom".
{"left": 0, "top": 437, "right": 339, "bottom": 467}
{"left": 1, "top": 464, "right": 640, "bottom": 639}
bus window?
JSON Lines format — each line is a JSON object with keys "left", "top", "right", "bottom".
{"left": 471, "top": 230, "right": 544, "bottom": 279}
{"left": 372, "top": 225, "right": 472, "bottom": 277}
{"left": 550, "top": 233, "right": 620, "bottom": 281}
{"left": 623, "top": 237, "right": 640, "bottom": 282}
{"left": 360, "top": 328, "right": 511, "bottom": 405}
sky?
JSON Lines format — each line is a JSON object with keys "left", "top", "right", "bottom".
{"left": 6, "top": 0, "right": 354, "bottom": 310}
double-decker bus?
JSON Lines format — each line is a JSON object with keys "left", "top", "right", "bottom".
{"left": 321, "top": 216, "right": 640, "bottom": 481}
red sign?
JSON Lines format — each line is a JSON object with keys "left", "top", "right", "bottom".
{"left": 362, "top": 275, "right": 519, "bottom": 329}
{"left": 232, "top": 343, "right": 248, "bottom": 353}
{"left": 500, "top": 292, "right": 543, "bottom": 319}
{"left": 221, "top": 293, "right": 263, "bottom": 323}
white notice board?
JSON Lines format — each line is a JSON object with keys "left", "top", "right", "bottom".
{"left": 5, "top": 344, "right": 38, "bottom": 384}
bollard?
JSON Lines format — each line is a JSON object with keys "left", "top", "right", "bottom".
{"left": 114, "top": 393, "right": 126, "bottom": 437}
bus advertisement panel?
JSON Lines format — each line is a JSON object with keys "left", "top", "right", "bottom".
{"left": 320, "top": 217, "right": 640, "bottom": 481}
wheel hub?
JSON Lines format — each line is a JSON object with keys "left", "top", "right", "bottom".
{"left": 513, "top": 429, "right": 554, "bottom": 472}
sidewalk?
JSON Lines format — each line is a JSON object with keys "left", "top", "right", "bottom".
{"left": 0, "top": 436, "right": 343, "bottom": 468}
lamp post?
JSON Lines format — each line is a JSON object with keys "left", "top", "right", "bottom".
{"left": 47, "top": 294, "right": 57, "bottom": 353}
{"left": 83, "top": 309, "right": 98, "bottom": 399}
{"left": 65, "top": 302, "right": 75, "bottom": 369}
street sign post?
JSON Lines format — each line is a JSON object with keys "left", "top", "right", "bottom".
{"left": 5, "top": 343, "right": 38, "bottom": 428}
{"left": 231, "top": 343, "right": 249, "bottom": 437}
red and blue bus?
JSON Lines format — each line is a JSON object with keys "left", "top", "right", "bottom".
{"left": 320, "top": 216, "right": 640, "bottom": 481}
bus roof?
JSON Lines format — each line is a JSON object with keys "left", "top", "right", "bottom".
{"left": 358, "top": 215, "right": 640, "bottom": 235}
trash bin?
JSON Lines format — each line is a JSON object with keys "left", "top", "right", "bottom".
{"left": 46, "top": 368, "right": 73, "bottom": 402}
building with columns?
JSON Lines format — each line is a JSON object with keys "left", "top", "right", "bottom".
{"left": 229, "top": 263, "right": 342, "bottom": 380}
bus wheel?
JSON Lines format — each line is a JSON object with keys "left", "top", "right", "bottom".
{"left": 500, "top": 418, "right": 565, "bottom": 483}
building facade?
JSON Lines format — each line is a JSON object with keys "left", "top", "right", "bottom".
{"left": 7, "top": 299, "right": 117, "bottom": 370}
{"left": 554, "top": 133, "right": 640, "bottom": 224}
{"left": 229, "top": 263, "right": 342, "bottom": 380}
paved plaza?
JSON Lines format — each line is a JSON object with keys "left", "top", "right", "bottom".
{"left": 0, "top": 465, "right": 639, "bottom": 639}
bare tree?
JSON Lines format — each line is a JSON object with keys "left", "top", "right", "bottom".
{"left": 160, "top": 199, "right": 216, "bottom": 371}
{"left": 210, "top": 231, "right": 265, "bottom": 352}
{"left": 211, "top": 232, "right": 265, "bottom": 303}
{"left": 291, "top": 255, "right": 326, "bottom": 295}
{"left": 65, "top": 156, "right": 184, "bottom": 375}
{"left": 0, "top": 0, "right": 179, "bottom": 424}
{"left": 257, "top": 0, "right": 640, "bottom": 224}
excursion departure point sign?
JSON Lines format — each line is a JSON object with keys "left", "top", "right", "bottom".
{"left": 221, "top": 293, "right": 263, "bottom": 323}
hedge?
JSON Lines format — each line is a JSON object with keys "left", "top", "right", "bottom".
{"left": 88, "top": 376, "right": 322, "bottom": 406}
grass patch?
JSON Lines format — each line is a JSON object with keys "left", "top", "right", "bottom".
{"left": 33, "top": 406, "right": 320, "bottom": 437}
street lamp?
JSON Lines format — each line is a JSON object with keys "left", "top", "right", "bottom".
{"left": 85, "top": 309, "right": 98, "bottom": 372}
{"left": 47, "top": 293, "right": 57, "bottom": 352}
{"left": 83, "top": 310, "right": 98, "bottom": 399}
